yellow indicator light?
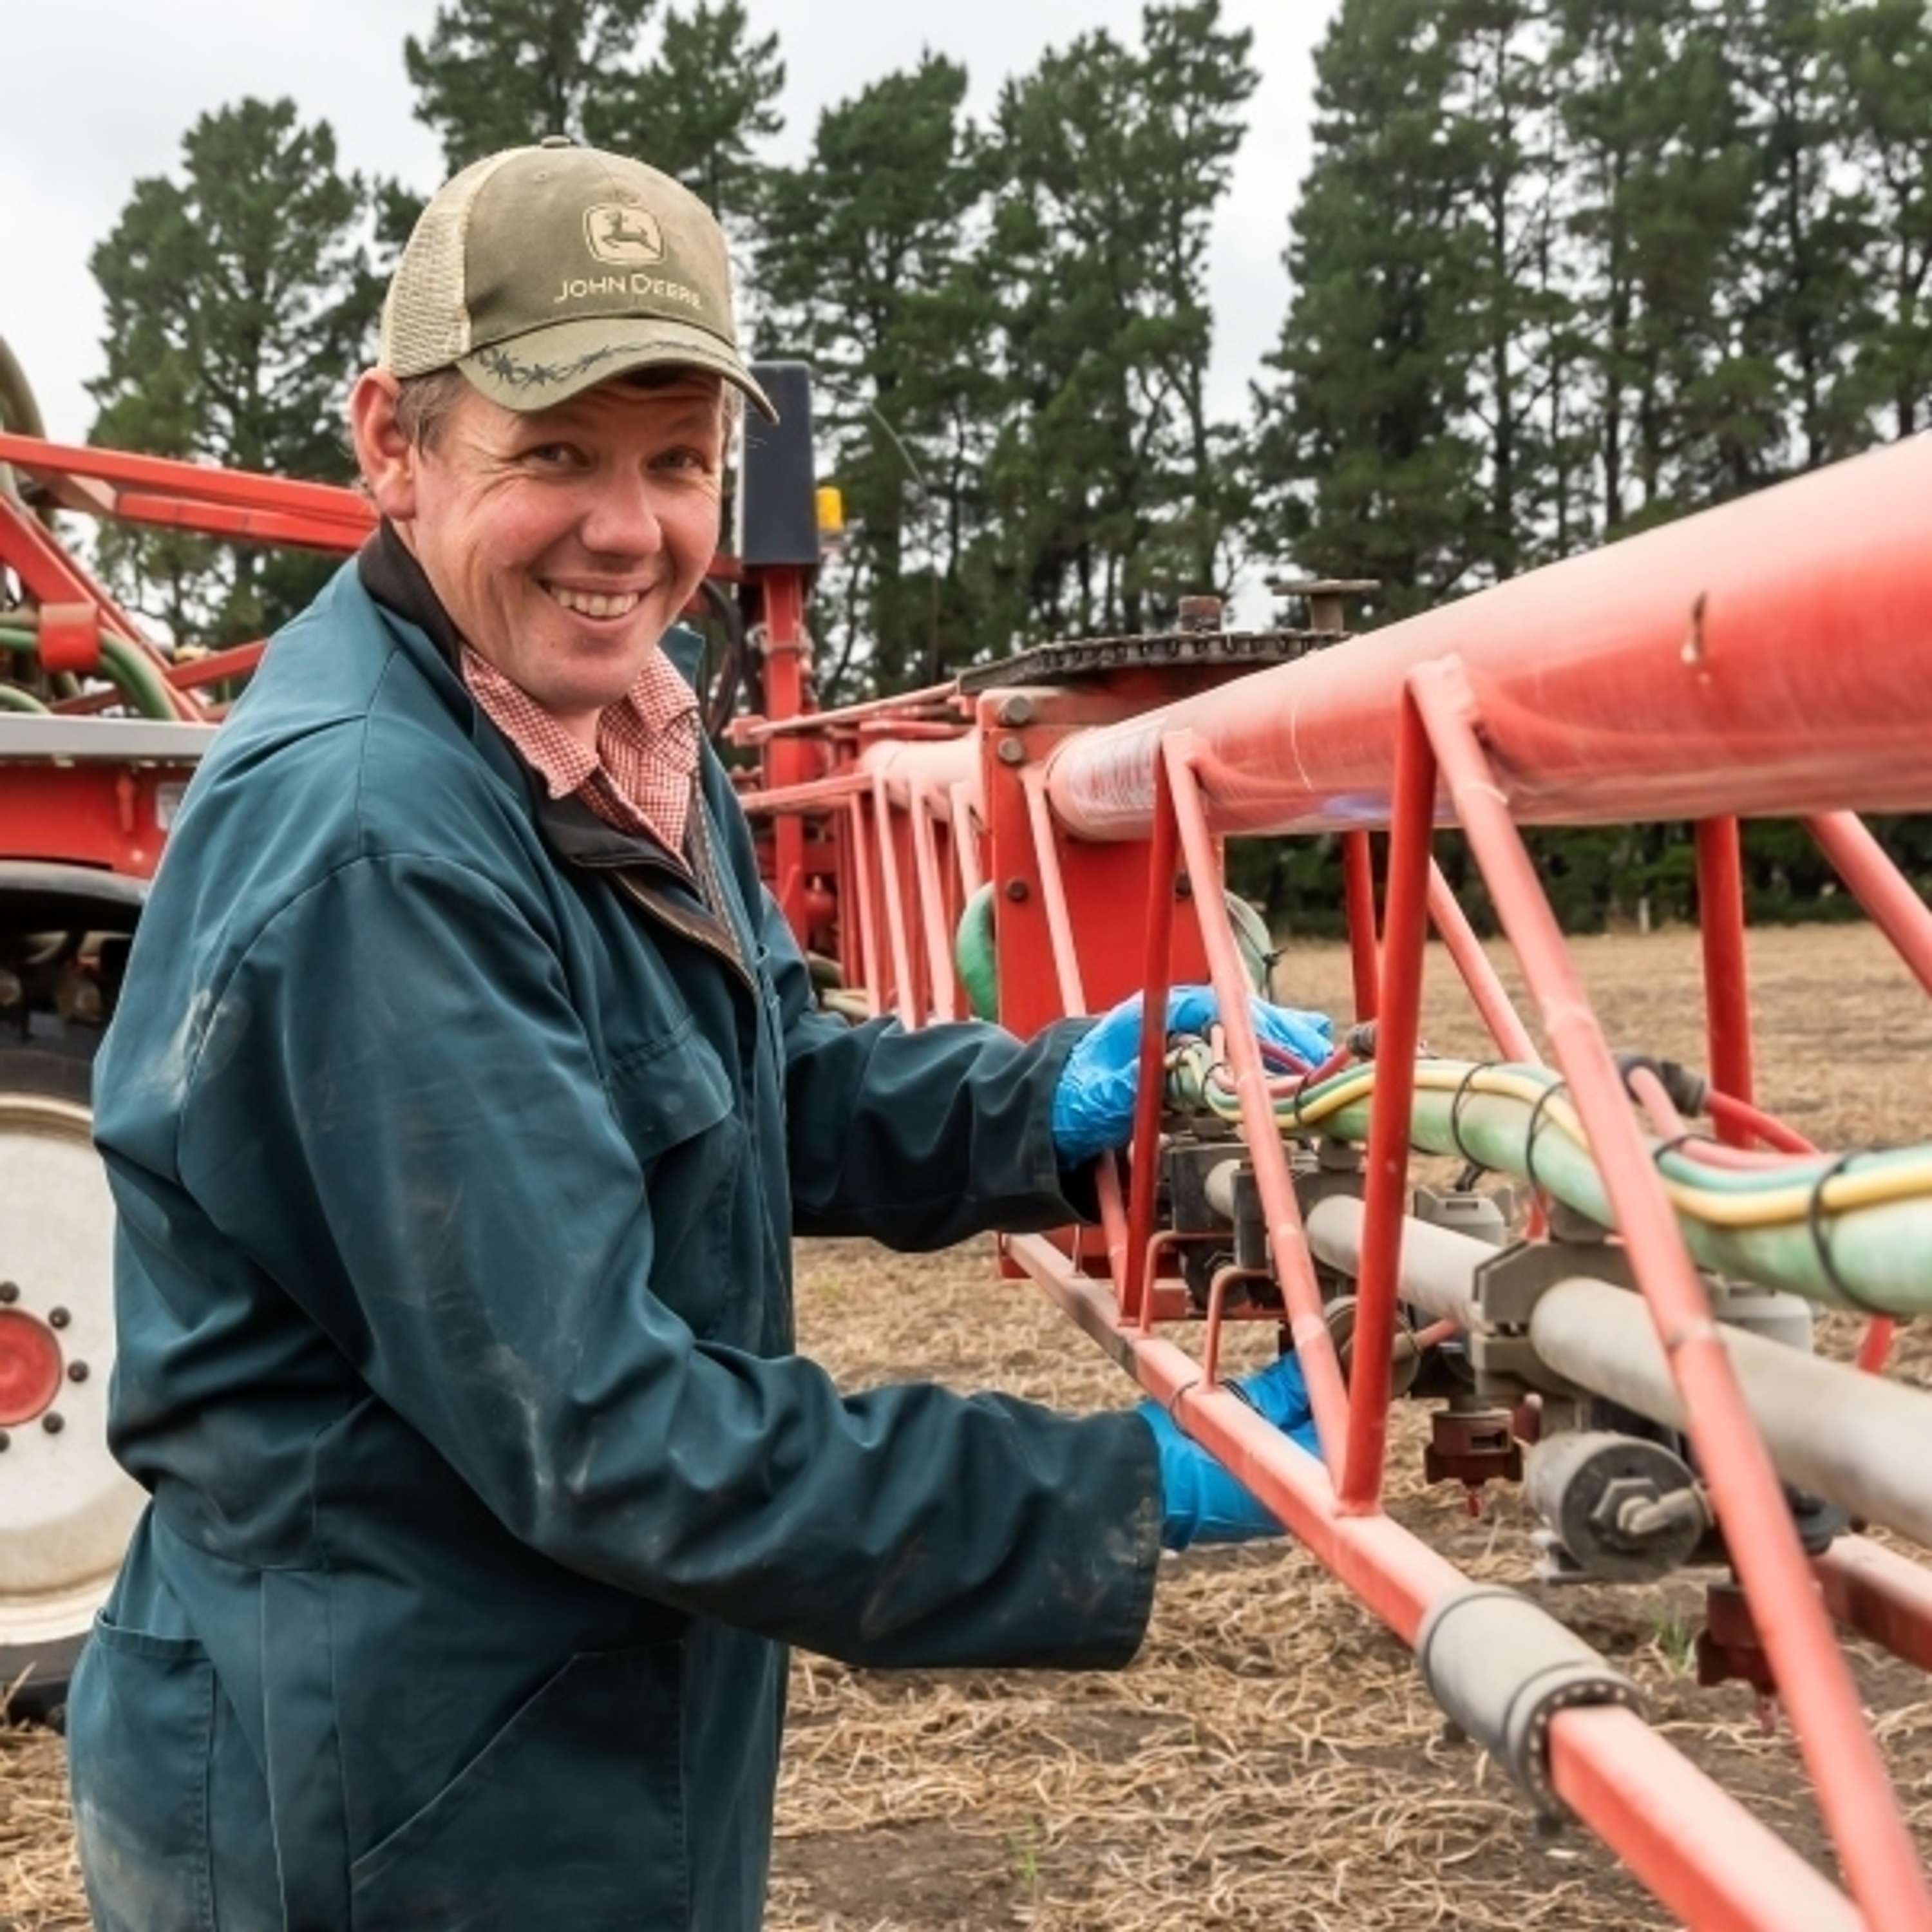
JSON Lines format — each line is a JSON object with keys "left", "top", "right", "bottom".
{"left": 815, "top": 485, "right": 845, "bottom": 536}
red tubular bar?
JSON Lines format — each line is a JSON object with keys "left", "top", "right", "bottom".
{"left": 869, "top": 775, "right": 920, "bottom": 1026}
{"left": 1338, "top": 694, "right": 1434, "bottom": 1511}
{"left": 844, "top": 797, "right": 882, "bottom": 1017}
{"left": 948, "top": 781, "right": 983, "bottom": 900}
{"left": 907, "top": 786, "right": 958, "bottom": 1019}
{"left": 1808, "top": 810, "right": 1932, "bottom": 999}
{"left": 1697, "top": 817, "right": 1756, "bottom": 1142}
{"left": 1815, "top": 1536, "right": 1932, "bottom": 1674}
{"left": 1045, "top": 438, "right": 1932, "bottom": 840}
{"left": 1410, "top": 656, "right": 1932, "bottom": 1931}
{"left": 1546, "top": 1709, "right": 1863, "bottom": 1932}
{"left": 0, "top": 431, "right": 375, "bottom": 534}
{"left": 1122, "top": 756, "right": 1180, "bottom": 1327}
{"left": 1425, "top": 859, "right": 1539, "bottom": 1063}
{"left": 1165, "top": 739, "right": 1351, "bottom": 1468}
{"left": 1019, "top": 764, "right": 1135, "bottom": 1283}
{"left": 1007, "top": 1229, "right": 1866, "bottom": 1932}
{"left": 1341, "top": 828, "right": 1379, "bottom": 1019}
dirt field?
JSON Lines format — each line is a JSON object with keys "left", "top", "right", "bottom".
{"left": 7, "top": 925, "right": 1932, "bottom": 1929}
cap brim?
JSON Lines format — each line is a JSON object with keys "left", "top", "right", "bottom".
{"left": 457, "top": 315, "right": 778, "bottom": 421}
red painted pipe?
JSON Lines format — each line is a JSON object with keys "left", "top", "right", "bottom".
{"left": 1008, "top": 1231, "right": 1866, "bottom": 1932}
{"left": 1696, "top": 818, "right": 1756, "bottom": 1141}
{"left": 1412, "top": 658, "right": 1932, "bottom": 1932}
{"left": 1046, "top": 438, "right": 1932, "bottom": 839}
{"left": 1808, "top": 809, "right": 1932, "bottom": 999}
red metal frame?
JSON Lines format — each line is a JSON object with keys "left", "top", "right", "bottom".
{"left": 15, "top": 403, "right": 1932, "bottom": 1922}
{"left": 734, "top": 442, "right": 1932, "bottom": 1927}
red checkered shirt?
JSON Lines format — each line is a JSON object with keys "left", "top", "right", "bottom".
{"left": 460, "top": 644, "right": 700, "bottom": 854}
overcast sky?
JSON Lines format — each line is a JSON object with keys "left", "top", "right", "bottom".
{"left": 2, "top": 0, "right": 1341, "bottom": 448}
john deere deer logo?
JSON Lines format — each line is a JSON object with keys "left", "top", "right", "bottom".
{"left": 584, "top": 202, "right": 665, "bottom": 266}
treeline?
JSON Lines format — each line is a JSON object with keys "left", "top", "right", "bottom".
{"left": 1253, "top": 0, "right": 1932, "bottom": 931}
{"left": 81, "top": 0, "right": 1932, "bottom": 928}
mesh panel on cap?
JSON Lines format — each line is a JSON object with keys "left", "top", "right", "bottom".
{"left": 380, "top": 149, "right": 525, "bottom": 375}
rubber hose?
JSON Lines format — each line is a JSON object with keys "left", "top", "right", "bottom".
{"left": 0, "top": 682, "right": 50, "bottom": 712}
{"left": 1318, "top": 1084, "right": 1932, "bottom": 1318}
{"left": 956, "top": 882, "right": 998, "bottom": 1021}
{"left": 0, "top": 623, "right": 178, "bottom": 721}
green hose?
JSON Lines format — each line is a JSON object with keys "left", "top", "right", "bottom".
{"left": 1323, "top": 1084, "right": 1932, "bottom": 1314}
{"left": 1170, "top": 1046, "right": 1932, "bottom": 1317}
{"left": 0, "top": 622, "right": 179, "bottom": 721}
{"left": 0, "top": 681, "right": 49, "bottom": 712}
{"left": 956, "top": 884, "right": 998, "bottom": 1020}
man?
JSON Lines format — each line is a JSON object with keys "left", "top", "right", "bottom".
{"left": 69, "top": 142, "right": 1328, "bottom": 1931}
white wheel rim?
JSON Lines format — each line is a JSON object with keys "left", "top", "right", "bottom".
{"left": 0, "top": 1088, "right": 142, "bottom": 1651}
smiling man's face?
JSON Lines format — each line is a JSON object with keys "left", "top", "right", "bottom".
{"left": 357, "top": 368, "right": 725, "bottom": 743}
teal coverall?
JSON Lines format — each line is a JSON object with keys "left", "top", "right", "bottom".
{"left": 70, "top": 531, "right": 1161, "bottom": 1931}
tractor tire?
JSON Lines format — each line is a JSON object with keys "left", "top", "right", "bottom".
{"left": 0, "top": 1041, "right": 143, "bottom": 1728}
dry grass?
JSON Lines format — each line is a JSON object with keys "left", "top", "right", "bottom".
{"left": 7, "top": 925, "right": 1932, "bottom": 1929}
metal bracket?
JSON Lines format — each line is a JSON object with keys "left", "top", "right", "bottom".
{"left": 1466, "top": 1239, "right": 1635, "bottom": 1399}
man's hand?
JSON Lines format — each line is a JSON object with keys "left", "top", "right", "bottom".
{"left": 1049, "top": 985, "right": 1334, "bottom": 1166}
{"left": 1137, "top": 1356, "right": 1318, "bottom": 1551}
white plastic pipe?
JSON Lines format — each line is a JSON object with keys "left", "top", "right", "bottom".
{"left": 1303, "top": 1195, "right": 1932, "bottom": 1551}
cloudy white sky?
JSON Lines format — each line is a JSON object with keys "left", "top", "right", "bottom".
{"left": 1, "top": 0, "right": 1341, "bottom": 446}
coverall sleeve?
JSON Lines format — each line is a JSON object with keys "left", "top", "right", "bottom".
{"left": 759, "top": 886, "right": 1101, "bottom": 1246}
{"left": 175, "top": 853, "right": 1159, "bottom": 1670}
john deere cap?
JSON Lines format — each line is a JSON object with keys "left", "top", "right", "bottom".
{"left": 380, "top": 137, "right": 777, "bottom": 421}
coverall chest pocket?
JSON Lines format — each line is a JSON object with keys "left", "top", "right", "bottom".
{"left": 605, "top": 1019, "right": 744, "bottom": 1328}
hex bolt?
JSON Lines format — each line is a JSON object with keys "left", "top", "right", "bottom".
{"left": 997, "top": 694, "right": 1036, "bottom": 728}
{"left": 0, "top": 1282, "right": 17, "bottom": 1305}
{"left": 48, "top": 1307, "right": 70, "bottom": 1330}
{"left": 0, "top": 1432, "right": 9, "bottom": 1452}
{"left": 42, "top": 1412, "right": 64, "bottom": 1435}
{"left": 1004, "top": 878, "right": 1031, "bottom": 902}
{"left": 68, "top": 1361, "right": 90, "bottom": 1385}
{"left": 996, "top": 736, "right": 1026, "bottom": 766}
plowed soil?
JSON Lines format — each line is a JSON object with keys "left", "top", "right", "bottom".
{"left": 7, "top": 925, "right": 1932, "bottom": 1929}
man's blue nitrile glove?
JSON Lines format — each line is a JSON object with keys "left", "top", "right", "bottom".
{"left": 1050, "top": 985, "right": 1334, "bottom": 1166}
{"left": 1139, "top": 1355, "right": 1319, "bottom": 1551}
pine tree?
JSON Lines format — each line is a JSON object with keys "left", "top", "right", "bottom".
{"left": 982, "top": 2, "right": 1258, "bottom": 638}
{"left": 404, "top": 0, "right": 658, "bottom": 167}
{"left": 1551, "top": 0, "right": 1756, "bottom": 530}
{"left": 1444, "top": 0, "right": 1569, "bottom": 576}
{"left": 1249, "top": 0, "right": 1488, "bottom": 623}
{"left": 1727, "top": 0, "right": 1875, "bottom": 477}
{"left": 88, "top": 98, "right": 375, "bottom": 644}
{"left": 1823, "top": 0, "right": 1932, "bottom": 438}
{"left": 583, "top": 1, "right": 783, "bottom": 223}
{"left": 758, "top": 57, "right": 992, "bottom": 696}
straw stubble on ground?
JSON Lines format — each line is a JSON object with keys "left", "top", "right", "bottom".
{"left": 6, "top": 925, "right": 1932, "bottom": 1929}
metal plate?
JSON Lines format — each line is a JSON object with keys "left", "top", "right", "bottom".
{"left": 956, "top": 627, "right": 1343, "bottom": 694}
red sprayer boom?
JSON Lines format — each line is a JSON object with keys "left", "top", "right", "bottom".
{"left": 734, "top": 431, "right": 1932, "bottom": 1931}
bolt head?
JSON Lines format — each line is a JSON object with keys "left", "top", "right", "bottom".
{"left": 0, "top": 1282, "right": 17, "bottom": 1305}
{"left": 41, "top": 1412, "right": 63, "bottom": 1435}
{"left": 0, "top": 1431, "right": 9, "bottom": 1452}
{"left": 47, "top": 1307, "right": 70, "bottom": 1330}
{"left": 1003, "top": 878, "right": 1030, "bottom": 902}
{"left": 67, "top": 1361, "right": 90, "bottom": 1384}
{"left": 996, "top": 736, "right": 1026, "bottom": 766}
{"left": 997, "top": 694, "right": 1036, "bottom": 727}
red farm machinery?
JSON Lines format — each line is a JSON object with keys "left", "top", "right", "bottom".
{"left": 6, "top": 337, "right": 1932, "bottom": 1928}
